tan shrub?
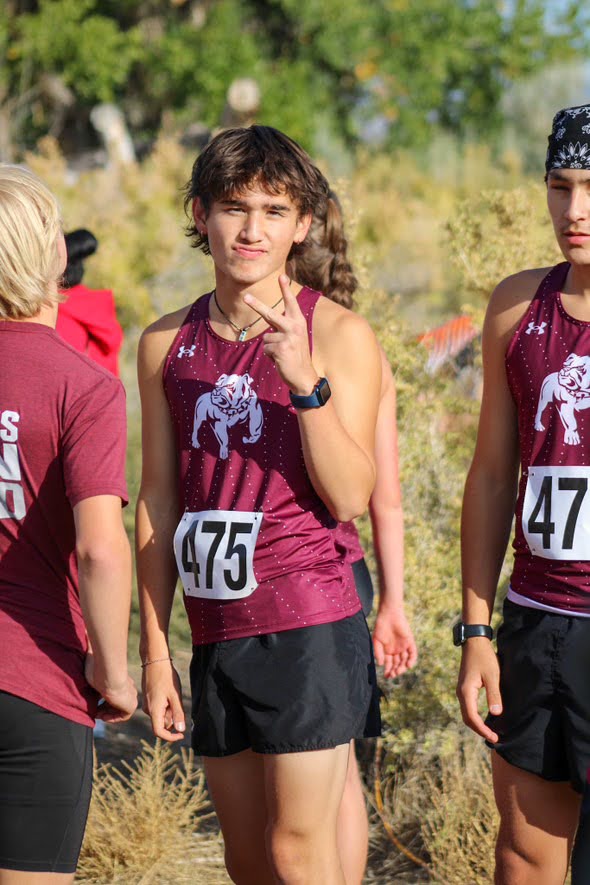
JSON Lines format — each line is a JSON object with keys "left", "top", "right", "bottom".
{"left": 77, "top": 740, "right": 227, "bottom": 884}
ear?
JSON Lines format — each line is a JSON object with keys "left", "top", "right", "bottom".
{"left": 192, "top": 198, "right": 208, "bottom": 234}
{"left": 217, "top": 373, "right": 228, "bottom": 385}
{"left": 293, "top": 211, "right": 312, "bottom": 244}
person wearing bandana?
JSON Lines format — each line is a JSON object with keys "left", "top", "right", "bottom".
{"left": 456, "top": 104, "right": 590, "bottom": 882}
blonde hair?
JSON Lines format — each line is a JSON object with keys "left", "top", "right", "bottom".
{"left": 0, "top": 165, "right": 63, "bottom": 319}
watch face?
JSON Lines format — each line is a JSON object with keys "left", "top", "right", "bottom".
{"left": 452, "top": 622, "right": 464, "bottom": 646}
{"left": 317, "top": 378, "right": 331, "bottom": 405}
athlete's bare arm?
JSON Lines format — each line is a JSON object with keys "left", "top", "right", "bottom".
{"left": 457, "top": 268, "right": 549, "bottom": 743}
{"left": 246, "top": 275, "right": 380, "bottom": 521}
{"left": 136, "top": 306, "right": 191, "bottom": 742}
{"left": 75, "top": 495, "right": 137, "bottom": 722}
{"left": 370, "top": 350, "right": 417, "bottom": 679}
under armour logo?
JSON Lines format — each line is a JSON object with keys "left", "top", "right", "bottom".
{"left": 525, "top": 322, "right": 547, "bottom": 336}
{"left": 177, "top": 345, "right": 196, "bottom": 358}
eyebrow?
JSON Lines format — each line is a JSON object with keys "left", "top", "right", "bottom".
{"left": 219, "top": 198, "right": 293, "bottom": 211}
{"left": 548, "top": 171, "right": 590, "bottom": 185}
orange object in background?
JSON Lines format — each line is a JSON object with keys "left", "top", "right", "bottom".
{"left": 418, "top": 315, "right": 479, "bottom": 374}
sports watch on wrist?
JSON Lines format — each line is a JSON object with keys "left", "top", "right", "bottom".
{"left": 452, "top": 621, "right": 494, "bottom": 647}
{"left": 289, "top": 377, "right": 331, "bottom": 409}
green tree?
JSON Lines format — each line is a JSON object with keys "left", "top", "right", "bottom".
{"left": 1, "top": 0, "right": 589, "bottom": 157}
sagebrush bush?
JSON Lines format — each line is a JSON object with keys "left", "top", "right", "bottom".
{"left": 77, "top": 740, "right": 227, "bottom": 884}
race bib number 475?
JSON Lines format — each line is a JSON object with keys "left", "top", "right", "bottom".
{"left": 173, "top": 510, "right": 262, "bottom": 600}
{"left": 523, "top": 466, "right": 590, "bottom": 560}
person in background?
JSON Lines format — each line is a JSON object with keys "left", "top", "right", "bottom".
{"left": 57, "top": 228, "right": 123, "bottom": 376}
{"left": 291, "top": 189, "right": 417, "bottom": 884}
{"left": 0, "top": 165, "right": 136, "bottom": 882}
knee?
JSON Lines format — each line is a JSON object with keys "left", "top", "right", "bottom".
{"left": 267, "top": 825, "right": 324, "bottom": 884}
{"left": 495, "top": 837, "right": 565, "bottom": 885}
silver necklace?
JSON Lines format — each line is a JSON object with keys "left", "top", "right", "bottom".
{"left": 213, "top": 290, "right": 283, "bottom": 342}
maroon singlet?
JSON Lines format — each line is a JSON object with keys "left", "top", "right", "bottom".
{"left": 334, "top": 520, "right": 364, "bottom": 564}
{"left": 163, "top": 287, "right": 360, "bottom": 644}
{"left": 507, "top": 262, "right": 590, "bottom": 613}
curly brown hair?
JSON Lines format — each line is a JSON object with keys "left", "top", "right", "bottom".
{"left": 184, "top": 126, "right": 329, "bottom": 255}
{"left": 288, "top": 190, "right": 358, "bottom": 308}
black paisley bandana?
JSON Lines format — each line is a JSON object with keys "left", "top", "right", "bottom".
{"left": 546, "top": 104, "right": 590, "bottom": 173}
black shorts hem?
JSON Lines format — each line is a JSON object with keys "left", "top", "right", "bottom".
{"left": 0, "top": 858, "right": 77, "bottom": 874}
{"left": 489, "top": 744, "right": 584, "bottom": 793}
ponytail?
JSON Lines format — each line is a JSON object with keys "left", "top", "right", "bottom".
{"left": 290, "top": 191, "right": 358, "bottom": 309}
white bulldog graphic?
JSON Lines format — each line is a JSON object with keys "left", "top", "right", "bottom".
{"left": 535, "top": 353, "right": 590, "bottom": 445}
{"left": 191, "top": 373, "right": 264, "bottom": 459}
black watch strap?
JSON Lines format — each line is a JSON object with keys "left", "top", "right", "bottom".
{"left": 452, "top": 621, "right": 494, "bottom": 647}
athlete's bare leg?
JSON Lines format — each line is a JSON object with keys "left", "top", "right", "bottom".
{"left": 0, "top": 872, "right": 74, "bottom": 884}
{"left": 264, "top": 743, "right": 350, "bottom": 885}
{"left": 337, "top": 741, "right": 368, "bottom": 885}
{"left": 492, "top": 753, "right": 581, "bottom": 884}
{"left": 206, "top": 744, "right": 349, "bottom": 884}
{"left": 204, "top": 750, "right": 274, "bottom": 885}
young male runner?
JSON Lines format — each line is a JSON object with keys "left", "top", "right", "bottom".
{"left": 457, "top": 105, "right": 590, "bottom": 882}
{"left": 136, "top": 126, "right": 382, "bottom": 884}
{"left": 0, "top": 165, "right": 137, "bottom": 882}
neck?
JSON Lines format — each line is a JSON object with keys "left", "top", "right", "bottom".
{"left": 14, "top": 299, "right": 58, "bottom": 329}
{"left": 563, "top": 263, "right": 590, "bottom": 299}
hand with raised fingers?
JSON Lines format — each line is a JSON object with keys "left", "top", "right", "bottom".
{"left": 141, "top": 659, "right": 186, "bottom": 743}
{"left": 456, "top": 638, "right": 502, "bottom": 743}
{"left": 243, "top": 274, "right": 319, "bottom": 395}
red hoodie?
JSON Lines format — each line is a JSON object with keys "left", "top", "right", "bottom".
{"left": 57, "top": 284, "right": 123, "bottom": 377}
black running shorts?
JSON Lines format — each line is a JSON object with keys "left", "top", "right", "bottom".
{"left": 352, "top": 558, "right": 374, "bottom": 618}
{"left": 486, "top": 599, "right": 590, "bottom": 792}
{"left": 190, "top": 610, "right": 381, "bottom": 757}
{"left": 0, "top": 691, "right": 93, "bottom": 873}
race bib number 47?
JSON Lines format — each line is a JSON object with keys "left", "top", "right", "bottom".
{"left": 173, "top": 510, "right": 262, "bottom": 600}
{"left": 523, "top": 466, "right": 590, "bottom": 560}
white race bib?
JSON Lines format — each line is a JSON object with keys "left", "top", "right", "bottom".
{"left": 174, "top": 509, "right": 262, "bottom": 600}
{"left": 522, "top": 466, "right": 590, "bottom": 560}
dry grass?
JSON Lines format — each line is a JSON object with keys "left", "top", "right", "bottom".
{"left": 421, "top": 737, "right": 498, "bottom": 884}
{"left": 77, "top": 740, "right": 229, "bottom": 884}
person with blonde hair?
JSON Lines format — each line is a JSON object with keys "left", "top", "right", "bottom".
{"left": 290, "top": 189, "right": 417, "bottom": 883}
{"left": 0, "top": 165, "right": 136, "bottom": 883}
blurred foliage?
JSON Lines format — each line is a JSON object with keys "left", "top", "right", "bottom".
{"left": 1, "top": 0, "right": 590, "bottom": 158}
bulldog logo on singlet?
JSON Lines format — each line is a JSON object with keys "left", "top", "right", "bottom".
{"left": 535, "top": 353, "right": 590, "bottom": 445}
{"left": 191, "top": 373, "right": 264, "bottom": 459}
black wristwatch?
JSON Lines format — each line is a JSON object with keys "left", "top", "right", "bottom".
{"left": 452, "top": 621, "right": 494, "bottom": 647}
{"left": 289, "top": 377, "right": 331, "bottom": 409}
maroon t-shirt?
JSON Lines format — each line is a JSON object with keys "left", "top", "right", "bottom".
{"left": 507, "top": 262, "right": 590, "bottom": 612}
{"left": 0, "top": 321, "right": 128, "bottom": 725}
{"left": 163, "top": 288, "right": 360, "bottom": 645}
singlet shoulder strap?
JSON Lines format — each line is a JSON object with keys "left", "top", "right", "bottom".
{"left": 532, "top": 261, "right": 570, "bottom": 303}
{"left": 163, "top": 291, "right": 212, "bottom": 379}
{"left": 296, "top": 286, "right": 321, "bottom": 352}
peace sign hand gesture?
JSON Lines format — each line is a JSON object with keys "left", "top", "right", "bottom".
{"left": 244, "top": 274, "right": 319, "bottom": 395}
